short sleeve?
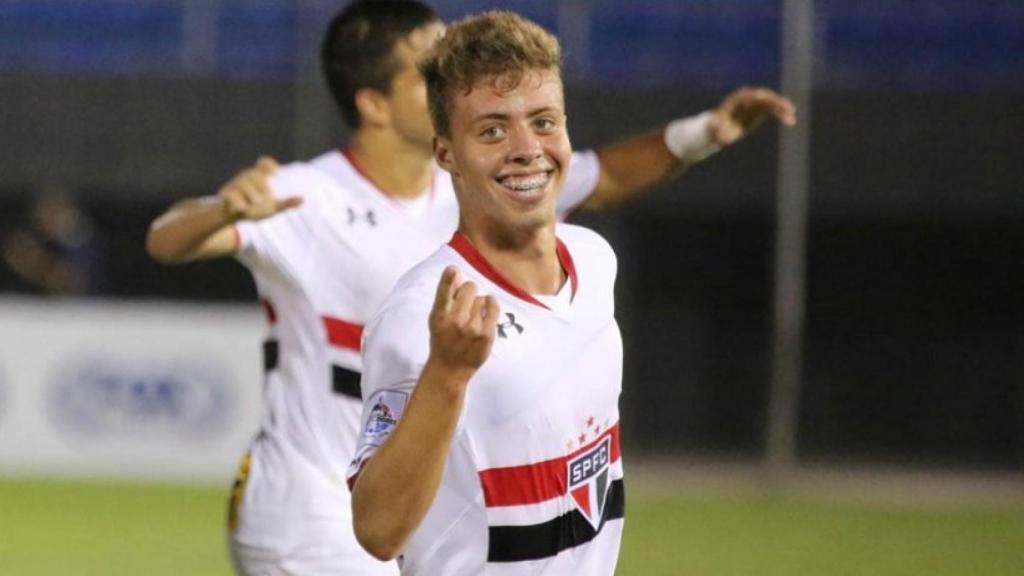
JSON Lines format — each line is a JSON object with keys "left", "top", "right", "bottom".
{"left": 556, "top": 150, "right": 601, "bottom": 219}
{"left": 346, "top": 295, "right": 432, "bottom": 486}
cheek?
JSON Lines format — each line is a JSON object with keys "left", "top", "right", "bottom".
{"left": 547, "top": 134, "right": 572, "bottom": 165}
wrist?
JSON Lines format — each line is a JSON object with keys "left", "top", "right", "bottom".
{"left": 421, "top": 357, "right": 476, "bottom": 396}
{"left": 664, "top": 111, "right": 721, "bottom": 163}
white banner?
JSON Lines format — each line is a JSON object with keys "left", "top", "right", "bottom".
{"left": 0, "top": 297, "right": 265, "bottom": 484}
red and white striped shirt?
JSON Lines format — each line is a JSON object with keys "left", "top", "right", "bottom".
{"left": 353, "top": 223, "right": 624, "bottom": 575}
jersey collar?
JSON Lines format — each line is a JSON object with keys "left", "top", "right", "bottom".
{"left": 447, "top": 231, "right": 578, "bottom": 310}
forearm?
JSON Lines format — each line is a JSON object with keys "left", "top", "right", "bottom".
{"left": 585, "top": 129, "right": 688, "bottom": 210}
{"left": 583, "top": 111, "right": 726, "bottom": 210}
{"left": 352, "top": 361, "right": 471, "bottom": 560}
{"left": 145, "top": 196, "right": 236, "bottom": 264}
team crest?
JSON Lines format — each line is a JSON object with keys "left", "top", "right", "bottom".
{"left": 362, "top": 390, "right": 407, "bottom": 445}
{"left": 566, "top": 436, "right": 611, "bottom": 529}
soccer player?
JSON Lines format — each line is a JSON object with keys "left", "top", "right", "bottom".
{"left": 349, "top": 11, "right": 629, "bottom": 573}
{"left": 145, "top": 1, "right": 794, "bottom": 574}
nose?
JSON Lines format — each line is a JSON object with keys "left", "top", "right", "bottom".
{"left": 506, "top": 125, "right": 542, "bottom": 165}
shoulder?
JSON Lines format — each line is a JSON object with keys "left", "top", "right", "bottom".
{"left": 361, "top": 248, "right": 455, "bottom": 392}
{"left": 556, "top": 223, "right": 618, "bottom": 293}
{"left": 268, "top": 154, "right": 366, "bottom": 205}
{"left": 370, "top": 246, "right": 455, "bottom": 329}
{"left": 557, "top": 223, "right": 616, "bottom": 264}
{"left": 267, "top": 162, "right": 335, "bottom": 200}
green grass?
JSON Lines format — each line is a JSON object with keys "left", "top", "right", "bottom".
{"left": 1, "top": 477, "right": 1021, "bottom": 575}
{"left": 622, "top": 492, "right": 1024, "bottom": 575}
{"left": 0, "top": 478, "right": 232, "bottom": 576}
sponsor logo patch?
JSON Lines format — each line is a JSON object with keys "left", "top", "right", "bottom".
{"left": 567, "top": 436, "right": 612, "bottom": 529}
{"left": 362, "top": 389, "right": 408, "bottom": 446}
{"left": 46, "top": 356, "right": 233, "bottom": 442}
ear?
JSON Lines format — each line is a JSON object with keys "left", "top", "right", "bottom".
{"left": 354, "top": 88, "right": 390, "bottom": 128}
{"left": 433, "top": 135, "right": 457, "bottom": 175}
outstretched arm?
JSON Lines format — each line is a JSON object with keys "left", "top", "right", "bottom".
{"left": 352, "top": 267, "right": 500, "bottom": 561}
{"left": 581, "top": 86, "right": 796, "bottom": 210}
{"left": 145, "top": 156, "right": 300, "bottom": 264}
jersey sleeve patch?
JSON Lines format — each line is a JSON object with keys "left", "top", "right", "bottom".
{"left": 361, "top": 389, "right": 409, "bottom": 447}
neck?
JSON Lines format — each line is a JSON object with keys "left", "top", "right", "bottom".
{"left": 349, "top": 129, "right": 433, "bottom": 200}
{"left": 459, "top": 222, "right": 564, "bottom": 296}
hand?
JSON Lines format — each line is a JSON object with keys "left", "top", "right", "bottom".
{"left": 426, "top": 266, "right": 500, "bottom": 384}
{"left": 218, "top": 156, "right": 302, "bottom": 222}
{"left": 709, "top": 87, "right": 797, "bottom": 146}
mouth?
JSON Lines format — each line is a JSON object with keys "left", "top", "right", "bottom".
{"left": 495, "top": 170, "right": 553, "bottom": 204}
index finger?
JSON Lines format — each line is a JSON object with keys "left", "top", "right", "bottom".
{"left": 432, "top": 266, "right": 460, "bottom": 314}
{"left": 750, "top": 90, "right": 796, "bottom": 125}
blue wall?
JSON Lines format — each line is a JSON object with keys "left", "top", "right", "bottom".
{"left": 2, "top": 0, "right": 1022, "bottom": 90}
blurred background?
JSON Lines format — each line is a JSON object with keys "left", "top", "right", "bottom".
{"left": 1, "top": 1, "right": 1022, "bottom": 574}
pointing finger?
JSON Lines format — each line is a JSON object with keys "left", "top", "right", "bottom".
{"left": 451, "top": 280, "right": 478, "bottom": 323}
{"left": 432, "top": 266, "right": 459, "bottom": 314}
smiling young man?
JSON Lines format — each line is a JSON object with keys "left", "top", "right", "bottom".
{"left": 349, "top": 12, "right": 632, "bottom": 574}
{"left": 146, "top": 1, "right": 793, "bottom": 574}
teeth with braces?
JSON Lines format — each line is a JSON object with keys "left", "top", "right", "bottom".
{"left": 499, "top": 173, "right": 549, "bottom": 191}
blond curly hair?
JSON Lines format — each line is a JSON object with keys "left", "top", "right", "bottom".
{"left": 419, "top": 11, "right": 562, "bottom": 137}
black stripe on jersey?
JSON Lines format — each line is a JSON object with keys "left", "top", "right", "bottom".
{"left": 331, "top": 364, "right": 362, "bottom": 399}
{"left": 487, "top": 478, "right": 625, "bottom": 563}
{"left": 263, "top": 339, "right": 279, "bottom": 372}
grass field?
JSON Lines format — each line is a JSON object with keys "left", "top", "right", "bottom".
{"left": 1, "top": 475, "right": 1022, "bottom": 575}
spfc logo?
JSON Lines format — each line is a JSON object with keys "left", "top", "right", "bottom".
{"left": 567, "top": 436, "right": 611, "bottom": 529}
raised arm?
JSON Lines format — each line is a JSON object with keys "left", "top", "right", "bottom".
{"left": 145, "top": 156, "right": 300, "bottom": 264}
{"left": 581, "top": 86, "right": 797, "bottom": 210}
{"left": 351, "top": 267, "right": 500, "bottom": 561}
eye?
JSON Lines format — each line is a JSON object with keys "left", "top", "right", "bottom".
{"left": 479, "top": 125, "right": 506, "bottom": 140}
{"left": 533, "top": 117, "right": 559, "bottom": 132}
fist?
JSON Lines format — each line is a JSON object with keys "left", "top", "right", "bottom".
{"left": 427, "top": 266, "right": 500, "bottom": 381}
{"left": 218, "top": 156, "right": 302, "bottom": 221}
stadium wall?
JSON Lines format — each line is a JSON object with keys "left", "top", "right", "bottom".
{"left": 0, "top": 298, "right": 264, "bottom": 483}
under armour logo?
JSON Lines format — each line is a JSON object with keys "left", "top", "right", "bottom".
{"left": 497, "top": 312, "right": 524, "bottom": 339}
{"left": 347, "top": 207, "right": 377, "bottom": 227}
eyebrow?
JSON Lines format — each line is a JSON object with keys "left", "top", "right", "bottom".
{"left": 470, "top": 106, "right": 561, "bottom": 124}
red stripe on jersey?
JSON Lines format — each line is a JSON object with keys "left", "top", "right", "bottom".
{"left": 322, "top": 315, "right": 364, "bottom": 351}
{"left": 478, "top": 422, "right": 620, "bottom": 508}
{"left": 448, "top": 232, "right": 578, "bottom": 309}
{"left": 555, "top": 237, "right": 578, "bottom": 302}
{"left": 261, "top": 299, "right": 277, "bottom": 325}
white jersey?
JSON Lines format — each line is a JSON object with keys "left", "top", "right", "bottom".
{"left": 229, "top": 149, "right": 601, "bottom": 569}
{"left": 351, "top": 224, "right": 624, "bottom": 576}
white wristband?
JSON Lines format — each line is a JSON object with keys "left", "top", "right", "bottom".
{"left": 664, "top": 111, "right": 721, "bottom": 163}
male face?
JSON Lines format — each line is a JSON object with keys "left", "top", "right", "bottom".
{"left": 383, "top": 22, "right": 444, "bottom": 152}
{"left": 435, "top": 68, "right": 572, "bottom": 240}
